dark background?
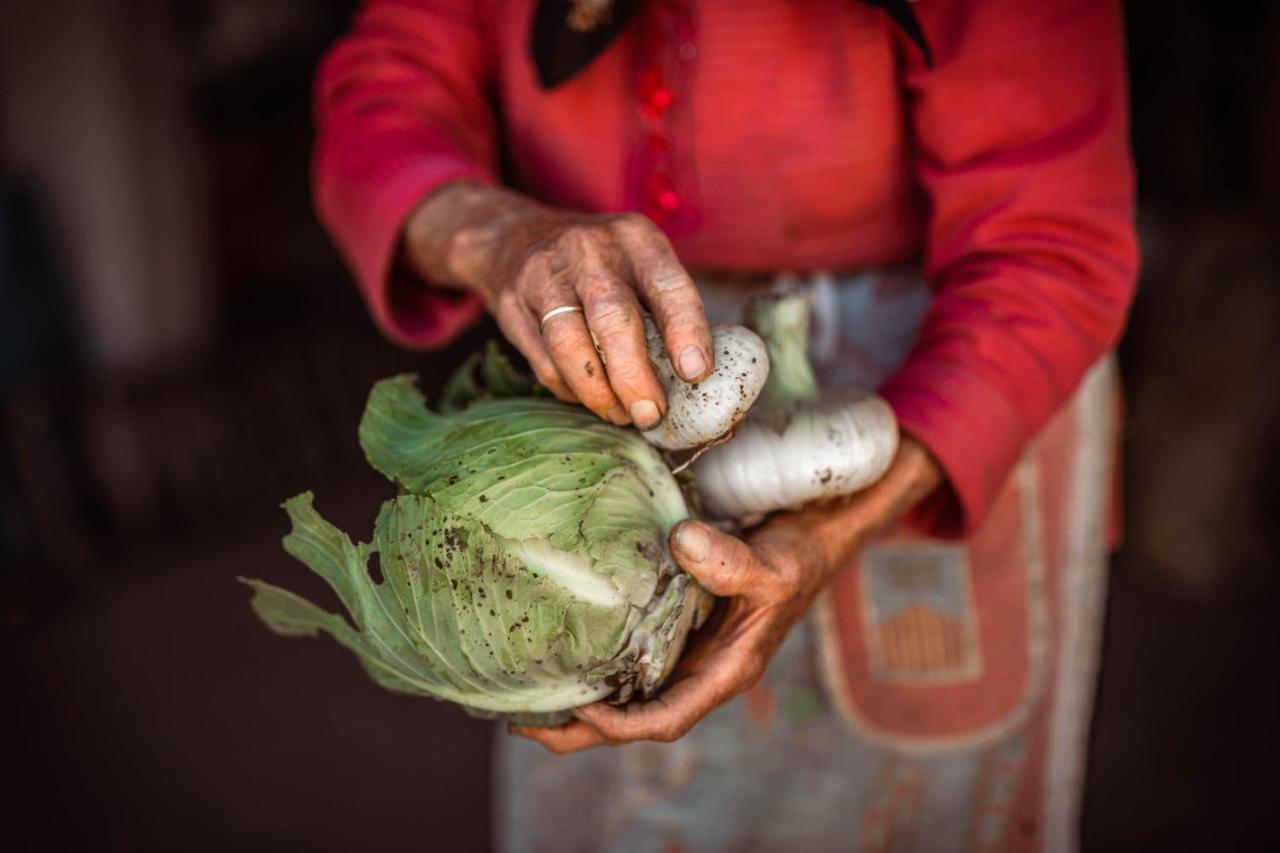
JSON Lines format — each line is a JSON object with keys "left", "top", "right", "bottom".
{"left": 2, "top": 1, "right": 1278, "bottom": 850}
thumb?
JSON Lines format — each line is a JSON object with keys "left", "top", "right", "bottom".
{"left": 670, "top": 521, "right": 767, "bottom": 599}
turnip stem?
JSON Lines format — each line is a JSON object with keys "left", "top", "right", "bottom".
{"left": 751, "top": 294, "right": 819, "bottom": 409}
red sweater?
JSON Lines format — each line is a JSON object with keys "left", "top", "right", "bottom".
{"left": 313, "top": 0, "right": 1138, "bottom": 536}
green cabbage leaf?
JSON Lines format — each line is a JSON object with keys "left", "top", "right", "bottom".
{"left": 242, "top": 349, "right": 708, "bottom": 723}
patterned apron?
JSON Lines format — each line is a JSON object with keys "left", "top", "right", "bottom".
{"left": 497, "top": 270, "right": 1117, "bottom": 853}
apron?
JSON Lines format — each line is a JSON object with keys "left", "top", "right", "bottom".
{"left": 497, "top": 270, "right": 1117, "bottom": 853}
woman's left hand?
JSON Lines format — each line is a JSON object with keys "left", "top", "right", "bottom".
{"left": 511, "top": 513, "right": 829, "bottom": 753}
{"left": 510, "top": 436, "right": 942, "bottom": 754}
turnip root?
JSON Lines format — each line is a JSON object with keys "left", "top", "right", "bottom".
{"left": 692, "top": 293, "right": 898, "bottom": 522}
{"left": 640, "top": 317, "right": 770, "bottom": 451}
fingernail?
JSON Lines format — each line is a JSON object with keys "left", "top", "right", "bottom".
{"left": 607, "top": 404, "right": 630, "bottom": 425}
{"left": 674, "top": 522, "right": 710, "bottom": 562}
{"left": 630, "top": 399, "right": 661, "bottom": 430}
{"left": 677, "top": 346, "right": 706, "bottom": 380}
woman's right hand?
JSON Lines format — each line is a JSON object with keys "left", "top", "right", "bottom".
{"left": 402, "top": 181, "right": 713, "bottom": 429}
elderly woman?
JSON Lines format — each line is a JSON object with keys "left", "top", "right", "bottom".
{"left": 314, "top": 0, "right": 1137, "bottom": 849}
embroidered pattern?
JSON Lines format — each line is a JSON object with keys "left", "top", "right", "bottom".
{"left": 856, "top": 757, "right": 928, "bottom": 853}
{"left": 860, "top": 545, "right": 983, "bottom": 685}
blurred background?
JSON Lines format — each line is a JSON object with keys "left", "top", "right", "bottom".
{"left": 2, "top": 1, "right": 1278, "bottom": 850}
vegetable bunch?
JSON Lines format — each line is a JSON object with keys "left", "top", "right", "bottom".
{"left": 691, "top": 293, "right": 898, "bottom": 523}
{"left": 244, "top": 295, "right": 897, "bottom": 722}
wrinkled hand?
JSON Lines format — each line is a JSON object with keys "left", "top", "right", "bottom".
{"left": 404, "top": 181, "right": 713, "bottom": 428}
{"left": 510, "top": 437, "right": 943, "bottom": 753}
{"left": 511, "top": 513, "right": 832, "bottom": 753}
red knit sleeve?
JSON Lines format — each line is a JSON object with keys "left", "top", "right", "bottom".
{"left": 312, "top": 0, "right": 497, "bottom": 348}
{"left": 878, "top": 0, "right": 1139, "bottom": 536}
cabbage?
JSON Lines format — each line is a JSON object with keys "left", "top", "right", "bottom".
{"left": 242, "top": 347, "right": 711, "bottom": 724}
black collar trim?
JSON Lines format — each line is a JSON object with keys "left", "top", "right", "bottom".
{"left": 531, "top": 0, "right": 933, "bottom": 90}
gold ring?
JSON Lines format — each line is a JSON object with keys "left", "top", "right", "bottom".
{"left": 539, "top": 305, "right": 585, "bottom": 333}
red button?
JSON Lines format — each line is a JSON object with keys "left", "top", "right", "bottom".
{"left": 656, "top": 187, "right": 681, "bottom": 211}
{"left": 637, "top": 67, "right": 674, "bottom": 118}
{"left": 644, "top": 173, "right": 681, "bottom": 212}
{"left": 640, "top": 87, "right": 674, "bottom": 119}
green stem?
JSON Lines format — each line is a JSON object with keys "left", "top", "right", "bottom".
{"left": 750, "top": 293, "right": 819, "bottom": 409}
